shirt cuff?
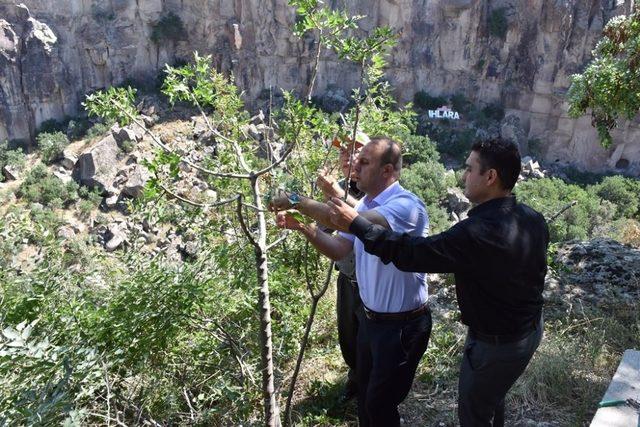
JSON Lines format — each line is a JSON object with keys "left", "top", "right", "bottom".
{"left": 349, "top": 215, "right": 373, "bottom": 240}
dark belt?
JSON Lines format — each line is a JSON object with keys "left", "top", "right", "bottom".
{"left": 363, "top": 302, "right": 430, "bottom": 322}
{"left": 470, "top": 320, "right": 539, "bottom": 345}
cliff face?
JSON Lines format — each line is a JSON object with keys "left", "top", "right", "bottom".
{"left": 1, "top": 0, "right": 638, "bottom": 174}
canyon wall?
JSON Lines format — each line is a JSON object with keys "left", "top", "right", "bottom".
{"left": 1, "top": 0, "right": 638, "bottom": 173}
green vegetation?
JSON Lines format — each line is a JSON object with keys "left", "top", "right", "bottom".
{"left": 413, "top": 90, "right": 447, "bottom": 110}
{"left": 0, "top": 140, "right": 26, "bottom": 181}
{"left": 489, "top": 7, "right": 508, "bottom": 39}
{"left": 568, "top": 11, "right": 640, "bottom": 147}
{"left": 16, "top": 163, "right": 79, "bottom": 208}
{"left": 515, "top": 178, "right": 616, "bottom": 242}
{"left": 36, "top": 131, "right": 69, "bottom": 164}
{"left": 1, "top": 2, "right": 639, "bottom": 426}
{"left": 151, "top": 12, "right": 186, "bottom": 44}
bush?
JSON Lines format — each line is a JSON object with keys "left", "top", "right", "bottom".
{"left": 481, "top": 103, "right": 505, "bottom": 121}
{"left": 151, "top": 12, "right": 186, "bottom": 44}
{"left": 431, "top": 128, "right": 475, "bottom": 164}
{"left": 37, "top": 118, "right": 69, "bottom": 134}
{"left": 450, "top": 93, "right": 472, "bottom": 114}
{"left": 0, "top": 141, "right": 26, "bottom": 180}
{"left": 402, "top": 134, "right": 440, "bottom": 165}
{"left": 413, "top": 90, "right": 447, "bottom": 110}
{"left": 589, "top": 175, "right": 640, "bottom": 219}
{"left": 17, "top": 164, "right": 79, "bottom": 208}
{"left": 66, "top": 118, "right": 92, "bottom": 140}
{"left": 85, "top": 121, "right": 112, "bottom": 140}
{"left": 36, "top": 132, "right": 69, "bottom": 164}
{"left": 489, "top": 8, "right": 508, "bottom": 39}
{"left": 515, "top": 178, "right": 616, "bottom": 242}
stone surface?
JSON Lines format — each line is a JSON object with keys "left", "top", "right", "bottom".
{"left": 73, "top": 134, "right": 120, "bottom": 193}
{"left": 2, "top": 164, "right": 21, "bottom": 181}
{"left": 1, "top": 1, "right": 639, "bottom": 174}
{"left": 590, "top": 349, "right": 640, "bottom": 427}
{"left": 547, "top": 239, "right": 640, "bottom": 307}
{"left": 121, "top": 164, "right": 151, "bottom": 198}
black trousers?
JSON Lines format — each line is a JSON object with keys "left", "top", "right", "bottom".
{"left": 458, "top": 318, "right": 544, "bottom": 426}
{"left": 356, "top": 308, "right": 432, "bottom": 427}
{"left": 336, "top": 272, "right": 361, "bottom": 384}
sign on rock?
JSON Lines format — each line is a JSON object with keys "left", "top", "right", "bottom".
{"left": 428, "top": 105, "right": 460, "bottom": 120}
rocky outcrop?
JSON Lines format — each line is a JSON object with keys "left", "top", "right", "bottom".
{"left": 73, "top": 134, "right": 120, "bottom": 193}
{"left": 546, "top": 239, "right": 640, "bottom": 307}
{"left": 0, "top": 1, "right": 639, "bottom": 174}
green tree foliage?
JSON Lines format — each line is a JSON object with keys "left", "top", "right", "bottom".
{"left": 589, "top": 175, "right": 640, "bottom": 219}
{"left": 515, "top": 178, "right": 617, "bottom": 242}
{"left": 400, "top": 160, "right": 456, "bottom": 233}
{"left": 36, "top": 131, "right": 69, "bottom": 164}
{"left": 413, "top": 90, "right": 447, "bottom": 110}
{"left": 151, "top": 12, "right": 186, "bottom": 44}
{"left": 568, "top": 11, "right": 640, "bottom": 147}
{"left": 489, "top": 8, "right": 508, "bottom": 39}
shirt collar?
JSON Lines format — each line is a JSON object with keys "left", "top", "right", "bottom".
{"left": 363, "top": 181, "right": 401, "bottom": 209}
{"left": 468, "top": 195, "right": 516, "bottom": 217}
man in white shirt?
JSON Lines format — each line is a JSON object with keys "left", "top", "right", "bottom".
{"left": 273, "top": 136, "right": 431, "bottom": 427}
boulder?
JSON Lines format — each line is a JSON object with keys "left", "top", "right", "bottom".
{"left": 446, "top": 187, "right": 471, "bottom": 216}
{"left": 121, "top": 165, "right": 151, "bottom": 198}
{"left": 60, "top": 147, "right": 77, "bottom": 170}
{"left": 2, "top": 164, "right": 21, "bottom": 181}
{"left": 104, "top": 223, "right": 126, "bottom": 252}
{"left": 73, "top": 134, "right": 120, "bottom": 193}
{"left": 547, "top": 239, "right": 640, "bottom": 306}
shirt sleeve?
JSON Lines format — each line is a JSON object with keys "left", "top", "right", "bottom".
{"left": 349, "top": 215, "right": 475, "bottom": 273}
{"left": 373, "top": 194, "right": 428, "bottom": 236}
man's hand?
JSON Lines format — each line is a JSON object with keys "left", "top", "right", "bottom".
{"left": 275, "top": 211, "right": 306, "bottom": 231}
{"left": 268, "top": 189, "right": 293, "bottom": 212}
{"left": 328, "top": 197, "right": 359, "bottom": 230}
{"left": 316, "top": 167, "right": 340, "bottom": 199}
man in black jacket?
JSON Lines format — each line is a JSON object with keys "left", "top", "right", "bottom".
{"left": 327, "top": 138, "right": 549, "bottom": 426}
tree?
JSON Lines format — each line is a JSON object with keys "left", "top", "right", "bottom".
{"left": 568, "top": 9, "right": 640, "bottom": 147}
{"left": 84, "top": 1, "right": 399, "bottom": 424}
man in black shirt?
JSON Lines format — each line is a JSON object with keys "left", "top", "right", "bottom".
{"left": 327, "top": 138, "right": 549, "bottom": 426}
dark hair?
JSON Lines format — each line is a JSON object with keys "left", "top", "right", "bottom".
{"left": 471, "top": 138, "right": 521, "bottom": 190}
{"left": 370, "top": 136, "right": 402, "bottom": 172}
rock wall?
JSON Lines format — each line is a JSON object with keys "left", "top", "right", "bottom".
{"left": 1, "top": 0, "right": 639, "bottom": 174}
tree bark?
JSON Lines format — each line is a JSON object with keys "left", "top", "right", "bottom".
{"left": 251, "top": 177, "right": 282, "bottom": 427}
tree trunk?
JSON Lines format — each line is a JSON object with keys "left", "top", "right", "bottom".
{"left": 251, "top": 177, "right": 281, "bottom": 427}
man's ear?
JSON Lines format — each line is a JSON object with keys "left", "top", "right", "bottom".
{"left": 485, "top": 168, "right": 499, "bottom": 187}
{"left": 382, "top": 164, "right": 395, "bottom": 176}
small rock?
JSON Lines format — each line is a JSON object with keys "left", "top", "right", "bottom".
{"left": 105, "top": 234, "right": 125, "bottom": 251}
{"left": 105, "top": 194, "right": 119, "bottom": 208}
{"left": 2, "top": 165, "right": 21, "bottom": 181}
{"left": 57, "top": 226, "right": 76, "bottom": 240}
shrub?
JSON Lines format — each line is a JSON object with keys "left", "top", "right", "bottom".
{"left": 489, "top": 8, "right": 508, "bottom": 39}
{"left": 17, "top": 164, "right": 79, "bottom": 207}
{"left": 450, "top": 93, "right": 472, "bottom": 114}
{"left": 402, "top": 134, "right": 440, "bottom": 165}
{"left": 515, "top": 178, "right": 616, "bottom": 242}
{"left": 66, "top": 119, "right": 91, "bottom": 140}
{"left": 436, "top": 128, "right": 476, "bottom": 164}
{"left": 85, "top": 121, "right": 112, "bottom": 140}
{"left": 589, "top": 175, "right": 640, "bottom": 219}
{"left": 481, "top": 103, "right": 505, "bottom": 121}
{"left": 400, "top": 159, "right": 456, "bottom": 208}
{"left": 37, "top": 118, "right": 68, "bottom": 134}
{"left": 36, "top": 132, "right": 69, "bottom": 164}
{"left": 0, "top": 141, "right": 26, "bottom": 180}
{"left": 413, "top": 90, "right": 447, "bottom": 110}
{"left": 151, "top": 12, "right": 186, "bottom": 44}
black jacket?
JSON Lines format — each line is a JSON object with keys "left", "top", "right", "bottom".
{"left": 349, "top": 196, "right": 549, "bottom": 335}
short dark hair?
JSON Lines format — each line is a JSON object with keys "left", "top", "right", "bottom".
{"left": 471, "top": 138, "right": 521, "bottom": 190}
{"left": 370, "top": 136, "right": 402, "bottom": 172}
